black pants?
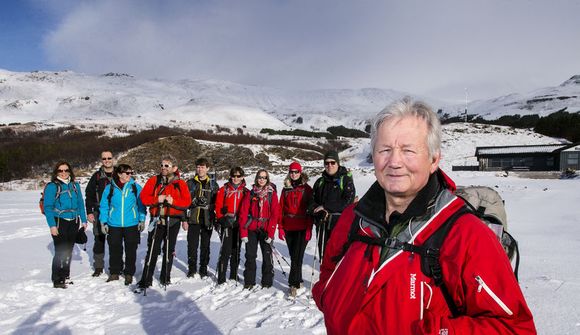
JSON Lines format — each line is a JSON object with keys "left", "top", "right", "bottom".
{"left": 107, "top": 225, "right": 140, "bottom": 276}
{"left": 285, "top": 230, "right": 307, "bottom": 288}
{"left": 316, "top": 214, "right": 340, "bottom": 261}
{"left": 187, "top": 223, "right": 213, "bottom": 275}
{"left": 51, "top": 218, "right": 79, "bottom": 283}
{"left": 217, "top": 226, "right": 241, "bottom": 283}
{"left": 139, "top": 219, "right": 180, "bottom": 285}
{"left": 243, "top": 230, "right": 273, "bottom": 287}
{"left": 92, "top": 218, "right": 107, "bottom": 270}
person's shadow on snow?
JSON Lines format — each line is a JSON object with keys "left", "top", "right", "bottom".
{"left": 136, "top": 288, "right": 222, "bottom": 334}
{"left": 12, "top": 300, "right": 72, "bottom": 335}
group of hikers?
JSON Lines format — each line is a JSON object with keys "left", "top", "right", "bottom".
{"left": 43, "top": 149, "right": 355, "bottom": 296}
{"left": 42, "top": 97, "right": 538, "bottom": 334}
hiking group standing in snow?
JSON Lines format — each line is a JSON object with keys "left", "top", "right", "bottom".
{"left": 41, "top": 97, "right": 537, "bottom": 333}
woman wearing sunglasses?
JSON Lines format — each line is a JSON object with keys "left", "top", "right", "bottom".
{"left": 43, "top": 161, "right": 88, "bottom": 289}
{"left": 278, "top": 161, "right": 313, "bottom": 297}
{"left": 99, "top": 164, "right": 146, "bottom": 285}
{"left": 238, "top": 169, "right": 279, "bottom": 290}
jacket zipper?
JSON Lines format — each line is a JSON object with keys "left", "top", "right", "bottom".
{"left": 474, "top": 275, "right": 513, "bottom": 316}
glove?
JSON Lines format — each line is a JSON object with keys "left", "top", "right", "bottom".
{"left": 265, "top": 237, "right": 272, "bottom": 244}
{"left": 241, "top": 237, "right": 249, "bottom": 243}
{"left": 305, "top": 228, "right": 312, "bottom": 241}
{"left": 101, "top": 224, "right": 109, "bottom": 235}
{"left": 278, "top": 228, "right": 286, "bottom": 241}
{"left": 138, "top": 222, "right": 145, "bottom": 232}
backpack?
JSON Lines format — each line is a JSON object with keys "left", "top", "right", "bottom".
{"left": 339, "top": 185, "right": 518, "bottom": 317}
{"left": 39, "top": 182, "right": 78, "bottom": 215}
{"left": 107, "top": 183, "right": 139, "bottom": 209}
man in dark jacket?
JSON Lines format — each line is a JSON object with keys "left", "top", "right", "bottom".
{"left": 183, "top": 158, "right": 219, "bottom": 278}
{"left": 310, "top": 150, "right": 356, "bottom": 260}
{"left": 85, "top": 150, "right": 115, "bottom": 277}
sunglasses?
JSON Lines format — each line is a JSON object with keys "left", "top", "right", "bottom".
{"left": 324, "top": 161, "right": 337, "bottom": 166}
{"left": 257, "top": 176, "right": 268, "bottom": 180}
{"left": 101, "top": 157, "right": 113, "bottom": 161}
{"left": 161, "top": 164, "right": 172, "bottom": 168}
{"left": 289, "top": 170, "right": 300, "bottom": 174}
{"left": 231, "top": 175, "right": 242, "bottom": 178}
{"left": 120, "top": 171, "right": 134, "bottom": 175}
{"left": 57, "top": 169, "right": 70, "bottom": 173}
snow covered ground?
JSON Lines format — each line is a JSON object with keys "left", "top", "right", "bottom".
{"left": 0, "top": 171, "right": 579, "bottom": 334}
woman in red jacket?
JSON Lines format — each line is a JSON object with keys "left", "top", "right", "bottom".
{"left": 238, "top": 169, "right": 279, "bottom": 289}
{"left": 278, "top": 161, "right": 313, "bottom": 297}
{"left": 215, "top": 166, "right": 249, "bottom": 284}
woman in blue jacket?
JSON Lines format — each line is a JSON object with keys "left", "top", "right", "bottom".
{"left": 43, "top": 161, "right": 88, "bottom": 289}
{"left": 99, "top": 164, "right": 146, "bottom": 285}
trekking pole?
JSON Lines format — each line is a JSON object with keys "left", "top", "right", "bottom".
{"left": 143, "top": 219, "right": 160, "bottom": 297}
{"left": 271, "top": 242, "right": 291, "bottom": 268}
{"left": 234, "top": 227, "right": 240, "bottom": 286}
{"left": 309, "top": 224, "right": 320, "bottom": 292}
{"left": 163, "top": 201, "right": 170, "bottom": 291}
{"left": 271, "top": 242, "right": 287, "bottom": 279}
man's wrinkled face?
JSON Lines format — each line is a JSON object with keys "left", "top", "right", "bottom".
{"left": 373, "top": 116, "right": 440, "bottom": 200}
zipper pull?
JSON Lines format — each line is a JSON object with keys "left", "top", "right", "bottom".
{"left": 475, "top": 275, "right": 483, "bottom": 293}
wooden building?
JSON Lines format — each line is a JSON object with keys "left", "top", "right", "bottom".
{"left": 475, "top": 143, "right": 580, "bottom": 171}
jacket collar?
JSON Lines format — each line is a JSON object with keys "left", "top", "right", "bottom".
{"left": 355, "top": 170, "right": 443, "bottom": 229}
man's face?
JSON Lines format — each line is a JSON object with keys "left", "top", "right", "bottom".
{"left": 196, "top": 164, "right": 209, "bottom": 179}
{"left": 324, "top": 159, "right": 339, "bottom": 176}
{"left": 160, "top": 160, "right": 177, "bottom": 176}
{"left": 373, "top": 116, "right": 440, "bottom": 200}
{"left": 101, "top": 151, "right": 114, "bottom": 169}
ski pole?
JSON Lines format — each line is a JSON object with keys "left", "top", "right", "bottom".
{"left": 269, "top": 240, "right": 287, "bottom": 279}
{"left": 271, "top": 242, "right": 291, "bottom": 268}
{"left": 143, "top": 220, "right": 159, "bottom": 297}
{"left": 163, "top": 201, "right": 170, "bottom": 291}
{"left": 310, "top": 225, "right": 320, "bottom": 292}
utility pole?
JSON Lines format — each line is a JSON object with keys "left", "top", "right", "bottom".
{"left": 464, "top": 87, "right": 468, "bottom": 122}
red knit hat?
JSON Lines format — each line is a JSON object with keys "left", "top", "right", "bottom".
{"left": 289, "top": 161, "right": 302, "bottom": 173}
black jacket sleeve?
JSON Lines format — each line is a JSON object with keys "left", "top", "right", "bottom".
{"left": 85, "top": 172, "right": 99, "bottom": 214}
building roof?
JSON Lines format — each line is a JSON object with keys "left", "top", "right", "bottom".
{"left": 475, "top": 144, "right": 569, "bottom": 156}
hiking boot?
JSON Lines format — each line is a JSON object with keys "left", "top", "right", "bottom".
{"left": 53, "top": 281, "right": 67, "bottom": 289}
{"left": 106, "top": 274, "right": 119, "bottom": 282}
{"left": 243, "top": 284, "right": 254, "bottom": 290}
{"left": 187, "top": 270, "right": 197, "bottom": 278}
{"left": 137, "top": 280, "right": 151, "bottom": 289}
{"left": 199, "top": 267, "right": 208, "bottom": 278}
{"left": 289, "top": 287, "right": 297, "bottom": 297}
{"left": 160, "top": 278, "right": 171, "bottom": 286}
{"left": 124, "top": 275, "right": 133, "bottom": 286}
{"left": 92, "top": 268, "right": 103, "bottom": 277}
{"left": 229, "top": 274, "right": 239, "bottom": 281}
{"left": 262, "top": 284, "right": 272, "bottom": 289}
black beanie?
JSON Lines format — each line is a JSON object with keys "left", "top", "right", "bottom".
{"left": 324, "top": 151, "right": 340, "bottom": 165}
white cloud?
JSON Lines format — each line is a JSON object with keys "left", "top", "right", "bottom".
{"left": 41, "top": 0, "right": 580, "bottom": 101}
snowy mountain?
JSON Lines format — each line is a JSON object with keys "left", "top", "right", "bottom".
{"left": 0, "top": 69, "right": 439, "bottom": 131}
{"left": 444, "top": 75, "right": 580, "bottom": 119}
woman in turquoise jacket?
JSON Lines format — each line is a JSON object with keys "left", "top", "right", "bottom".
{"left": 99, "top": 164, "right": 146, "bottom": 285}
{"left": 43, "top": 161, "right": 88, "bottom": 289}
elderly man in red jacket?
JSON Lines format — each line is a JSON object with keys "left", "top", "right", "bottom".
{"left": 312, "top": 97, "right": 536, "bottom": 335}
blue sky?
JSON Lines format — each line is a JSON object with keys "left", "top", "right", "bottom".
{"left": 1, "top": 0, "right": 580, "bottom": 102}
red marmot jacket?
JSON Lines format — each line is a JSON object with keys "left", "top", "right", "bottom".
{"left": 278, "top": 178, "right": 313, "bottom": 231}
{"left": 312, "top": 170, "right": 536, "bottom": 335}
{"left": 215, "top": 181, "right": 249, "bottom": 220}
